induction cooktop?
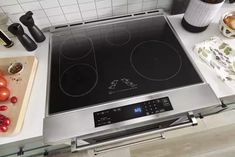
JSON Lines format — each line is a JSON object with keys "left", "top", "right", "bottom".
{"left": 48, "top": 15, "right": 203, "bottom": 115}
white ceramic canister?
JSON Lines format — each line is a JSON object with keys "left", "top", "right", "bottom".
{"left": 182, "top": 0, "right": 225, "bottom": 32}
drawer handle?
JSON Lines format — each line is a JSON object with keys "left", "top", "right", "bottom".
{"left": 72, "top": 112, "right": 198, "bottom": 152}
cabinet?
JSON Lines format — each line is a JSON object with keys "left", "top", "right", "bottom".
{"left": 0, "top": 137, "right": 68, "bottom": 157}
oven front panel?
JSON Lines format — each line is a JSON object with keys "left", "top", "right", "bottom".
{"left": 43, "top": 83, "right": 220, "bottom": 144}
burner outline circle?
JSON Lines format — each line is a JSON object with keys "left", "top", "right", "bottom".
{"left": 130, "top": 40, "right": 182, "bottom": 81}
{"left": 59, "top": 63, "right": 98, "bottom": 97}
{"left": 60, "top": 35, "right": 93, "bottom": 60}
{"left": 105, "top": 27, "right": 131, "bottom": 46}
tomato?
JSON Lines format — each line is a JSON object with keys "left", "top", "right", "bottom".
{"left": 0, "top": 105, "right": 7, "bottom": 111}
{"left": 10, "top": 96, "right": 17, "bottom": 103}
{"left": 0, "top": 87, "right": 10, "bottom": 101}
{"left": 2, "top": 118, "right": 10, "bottom": 126}
{"left": 0, "top": 125, "right": 8, "bottom": 132}
{"left": 0, "top": 114, "right": 5, "bottom": 120}
{"left": 0, "top": 76, "right": 7, "bottom": 87}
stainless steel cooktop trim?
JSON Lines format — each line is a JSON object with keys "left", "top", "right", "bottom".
{"left": 48, "top": 9, "right": 164, "bottom": 33}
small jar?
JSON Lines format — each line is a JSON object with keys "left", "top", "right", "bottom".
{"left": 0, "top": 14, "right": 14, "bottom": 48}
{"left": 0, "top": 29, "right": 14, "bottom": 48}
{"left": 182, "top": 0, "right": 225, "bottom": 33}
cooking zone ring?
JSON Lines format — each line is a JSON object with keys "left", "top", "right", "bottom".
{"left": 60, "top": 35, "right": 93, "bottom": 60}
{"left": 105, "top": 27, "right": 131, "bottom": 46}
{"left": 130, "top": 40, "right": 182, "bottom": 81}
{"left": 59, "top": 63, "right": 98, "bottom": 97}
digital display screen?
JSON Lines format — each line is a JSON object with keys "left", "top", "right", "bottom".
{"left": 94, "top": 97, "right": 173, "bottom": 127}
{"left": 134, "top": 107, "right": 142, "bottom": 113}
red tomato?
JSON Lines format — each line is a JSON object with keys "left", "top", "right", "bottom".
{"left": 0, "top": 125, "right": 8, "bottom": 132}
{"left": 0, "top": 105, "right": 7, "bottom": 111}
{"left": 0, "top": 114, "right": 5, "bottom": 120}
{"left": 0, "top": 87, "right": 10, "bottom": 101}
{"left": 2, "top": 118, "right": 10, "bottom": 126}
{"left": 10, "top": 96, "right": 17, "bottom": 103}
{"left": 0, "top": 76, "right": 7, "bottom": 87}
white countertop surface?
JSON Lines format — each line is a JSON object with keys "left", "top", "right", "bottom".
{"left": 0, "top": 33, "right": 49, "bottom": 145}
{"left": 0, "top": 2, "right": 234, "bottom": 146}
{"left": 168, "top": 3, "right": 235, "bottom": 99}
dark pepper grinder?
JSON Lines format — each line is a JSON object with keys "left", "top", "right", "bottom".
{"left": 8, "top": 23, "right": 37, "bottom": 51}
{"left": 20, "top": 11, "right": 45, "bottom": 42}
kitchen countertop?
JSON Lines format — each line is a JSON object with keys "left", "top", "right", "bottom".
{"left": 0, "top": 3, "right": 235, "bottom": 146}
{"left": 0, "top": 33, "right": 49, "bottom": 145}
{"left": 168, "top": 3, "right": 235, "bottom": 101}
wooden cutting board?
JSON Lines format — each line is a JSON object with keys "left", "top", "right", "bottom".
{"left": 0, "top": 56, "right": 38, "bottom": 136}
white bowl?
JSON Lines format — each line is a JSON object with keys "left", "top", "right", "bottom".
{"left": 219, "top": 11, "right": 235, "bottom": 38}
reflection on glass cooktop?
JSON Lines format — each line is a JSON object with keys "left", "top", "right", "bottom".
{"left": 49, "top": 16, "right": 203, "bottom": 114}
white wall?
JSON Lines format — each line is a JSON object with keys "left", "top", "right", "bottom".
{"left": 0, "top": 0, "right": 173, "bottom": 36}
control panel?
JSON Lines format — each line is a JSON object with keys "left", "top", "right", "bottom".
{"left": 94, "top": 97, "right": 173, "bottom": 127}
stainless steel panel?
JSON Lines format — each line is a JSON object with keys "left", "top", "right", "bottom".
{"left": 44, "top": 83, "right": 220, "bottom": 144}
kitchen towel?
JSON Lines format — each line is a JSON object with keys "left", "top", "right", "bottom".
{"left": 194, "top": 36, "right": 235, "bottom": 89}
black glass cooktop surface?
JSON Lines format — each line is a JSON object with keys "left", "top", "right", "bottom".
{"left": 49, "top": 16, "right": 203, "bottom": 114}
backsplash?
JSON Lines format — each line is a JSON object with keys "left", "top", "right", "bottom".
{"left": 0, "top": 0, "right": 173, "bottom": 36}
